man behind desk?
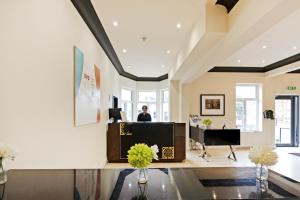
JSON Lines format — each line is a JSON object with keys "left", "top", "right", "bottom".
{"left": 137, "top": 105, "right": 152, "bottom": 122}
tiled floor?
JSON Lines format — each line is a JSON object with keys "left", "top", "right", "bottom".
{"left": 105, "top": 148, "right": 254, "bottom": 169}
{"left": 105, "top": 146, "right": 300, "bottom": 182}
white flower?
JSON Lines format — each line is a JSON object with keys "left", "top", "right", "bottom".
{"left": 0, "top": 143, "right": 17, "bottom": 160}
{"left": 151, "top": 145, "right": 159, "bottom": 160}
{"left": 249, "top": 146, "right": 278, "bottom": 166}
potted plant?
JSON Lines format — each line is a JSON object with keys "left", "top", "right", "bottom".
{"left": 202, "top": 118, "right": 212, "bottom": 129}
{"left": 0, "top": 144, "right": 16, "bottom": 184}
{"left": 248, "top": 146, "right": 278, "bottom": 181}
{"left": 127, "top": 143, "right": 159, "bottom": 184}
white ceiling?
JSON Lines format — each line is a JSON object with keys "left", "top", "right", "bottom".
{"left": 94, "top": 0, "right": 202, "bottom": 77}
{"left": 220, "top": 8, "right": 300, "bottom": 67}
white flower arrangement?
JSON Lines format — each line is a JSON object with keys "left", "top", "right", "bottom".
{"left": 0, "top": 144, "right": 17, "bottom": 161}
{"left": 248, "top": 146, "right": 278, "bottom": 166}
{"left": 151, "top": 144, "right": 159, "bottom": 160}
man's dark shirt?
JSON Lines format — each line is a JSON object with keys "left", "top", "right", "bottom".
{"left": 137, "top": 113, "right": 152, "bottom": 122}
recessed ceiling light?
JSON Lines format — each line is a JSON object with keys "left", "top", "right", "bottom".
{"left": 127, "top": 65, "right": 132, "bottom": 68}
{"left": 262, "top": 60, "right": 265, "bottom": 63}
{"left": 293, "top": 46, "right": 297, "bottom": 50}
{"left": 141, "top": 36, "right": 147, "bottom": 42}
{"left": 161, "top": 64, "right": 165, "bottom": 68}
{"left": 262, "top": 45, "right": 267, "bottom": 49}
{"left": 237, "top": 59, "right": 241, "bottom": 63}
{"left": 122, "top": 49, "right": 127, "bottom": 53}
{"left": 166, "top": 50, "right": 171, "bottom": 54}
{"left": 113, "top": 21, "right": 118, "bottom": 27}
{"left": 176, "top": 23, "right": 182, "bottom": 29}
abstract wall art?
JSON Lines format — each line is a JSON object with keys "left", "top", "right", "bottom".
{"left": 74, "top": 46, "right": 101, "bottom": 126}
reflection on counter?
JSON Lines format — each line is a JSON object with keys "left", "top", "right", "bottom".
{"left": 107, "top": 168, "right": 299, "bottom": 200}
{"left": 0, "top": 168, "right": 299, "bottom": 200}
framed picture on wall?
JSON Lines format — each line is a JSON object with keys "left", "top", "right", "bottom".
{"left": 200, "top": 94, "right": 225, "bottom": 116}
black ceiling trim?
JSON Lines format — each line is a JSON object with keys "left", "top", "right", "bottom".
{"left": 216, "top": 0, "right": 239, "bottom": 13}
{"left": 288, "top": 69, "right": 300, "bottom": 73}
{"left": 210, "top": 53, "right": 300, "bottom": 73}
{"left": 134, "top": 74, "right": 169, "bottom": 82}
{"left": 71, "top": 0, "right": 168, "bottom": 82}
{"left": 209, "top": 67, "right": 264, "bottom": 73}
{"left": 263, "top": 53, "right": 300, "bottom": 72}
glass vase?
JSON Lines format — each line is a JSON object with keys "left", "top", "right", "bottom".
{"left": 138, "top": 168, "right": 148, "bottom": 184}
{"left": 256, "top": 164, "right": 268, "bottom": 181}
{"left": 0, "top": 158, "right": 7, "bottom": 185}
{"left": 256, "top": 179, "right": 268, "bottom": 193}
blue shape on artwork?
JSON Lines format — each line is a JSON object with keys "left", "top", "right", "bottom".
{"left": 74, "top": 47, "right": 84, "bottom": 97}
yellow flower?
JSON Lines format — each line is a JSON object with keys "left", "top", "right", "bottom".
{"left": 249, "top": 146, "right": 278, "bottom": 166}
{"left": 127, "top": 143, "right": 158, "bottom": 168}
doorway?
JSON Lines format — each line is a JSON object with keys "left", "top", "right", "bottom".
{"left": 275, "top": 96, "right": 299, "bottom": 147}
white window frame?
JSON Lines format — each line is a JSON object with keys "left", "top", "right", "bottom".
{"left": 137, "top": 90, "right": 158, "bottom": 121}
{"left": 160, "top": 89, "right": 169, "bottom": 122}
{"left": 236, "top": 83, "right": 262, "bottom": 133}
{"left": 121, "top": 88, "right": 134, "bottom": 121}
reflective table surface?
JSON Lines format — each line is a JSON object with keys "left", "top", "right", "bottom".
{"left": 0, "top": 167, "right": 299, "bottom": 200}
{"left": 108, "top": 168, "right": 300, "bottom": 200}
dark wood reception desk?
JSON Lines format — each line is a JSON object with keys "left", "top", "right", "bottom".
{"left": 107, "top": 122, "right": 186, "bottom": 162}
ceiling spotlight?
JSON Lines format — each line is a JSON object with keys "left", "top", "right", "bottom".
{"left": 161, "top": 65, "right": 165, "bottom": 68}
{"left": 127, "top": 65, "right": 132, "bottom": 68}
{"left": 176, "top": 23, "right": 182, "bottom": 29}
{"left": 293, "top": 46, "right": 297, "bottom": 50}
{"left": 262, "top": 60, "right": 265, "bottom": 64}
{"left": 262, "top": 45, "right": 267, "bottom": 49}
{"left": 122, "top": 49, "right": 127, "bottom": 53}
{"left": 166, "top": 50, "right": 171, "bottom": 54}
{"left": 237, "top": 59, "right": 241, "bottom": 63}
{"left": 113, "top": 21, "right": 118, "bottom": 27}
{"left": 141, "top": 36, "right": 147, "bottom": 42}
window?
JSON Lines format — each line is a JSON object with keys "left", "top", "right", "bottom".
{"left": 121, "top": 89, "right": 133, "bottom": 121}
{"left": 236, "top": 84, "right": 262, "bottom": 132}
{"left": 161, "top": 90, "right": 169, "bottom": 121}
{"left": 138, "top": 91, "right": 157, "bottom": 122}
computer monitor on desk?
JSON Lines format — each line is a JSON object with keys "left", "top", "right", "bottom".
{"left": 109, "top": 108, "right": 121, "bottom": 123}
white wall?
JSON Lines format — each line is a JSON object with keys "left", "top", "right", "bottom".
{"left": 169, "top": 80, "right": 181, "bottom": 122}
{"left": 182, "top": 73, "right": 300, "bottom": 147}
{"left": 0, "top": 0, "right": 120, "bottom": 169}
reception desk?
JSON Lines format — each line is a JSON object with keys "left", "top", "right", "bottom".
{"left": 107, "top": 122, "right": 186, "bottom": 162}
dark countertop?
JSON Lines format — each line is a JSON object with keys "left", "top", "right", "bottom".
{"left": 0, "top": 167, "right": 299, "bottom": 200}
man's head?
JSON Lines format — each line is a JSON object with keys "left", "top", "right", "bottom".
{"left": 142, "top": 105, "right": 148, "bottom": 114}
